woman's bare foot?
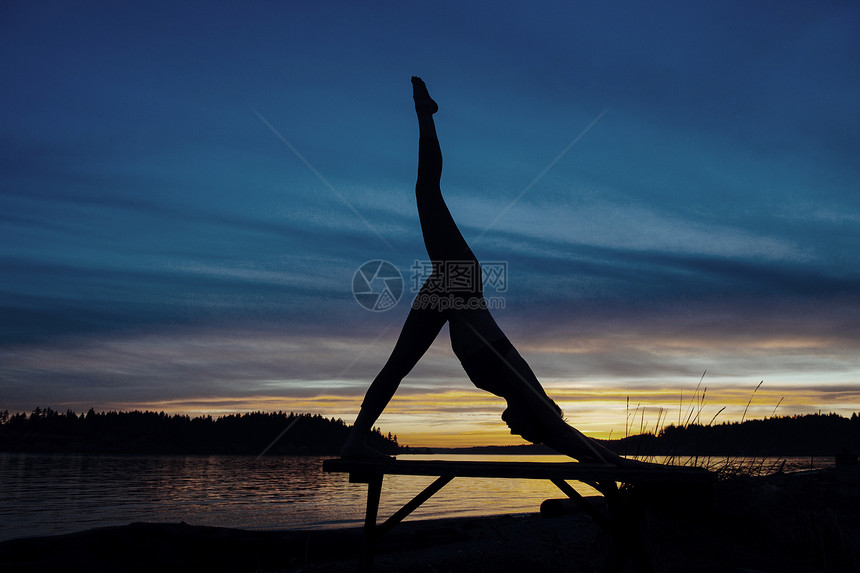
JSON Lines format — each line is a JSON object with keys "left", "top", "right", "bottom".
{"left": 541, "top": 417, "right": 661, "bottom": 467}
{"left": 339, "top": 439, "right": 395, "bottom": 460}
{"left": 411, "top": 76, "right": 438, "bottom": 115}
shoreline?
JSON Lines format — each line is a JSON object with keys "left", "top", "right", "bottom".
{"left": 2, "top": 468, "right": 858, "bottom": 572}
{"left": 0, "top": 512, "right": 601, "bottom": 573}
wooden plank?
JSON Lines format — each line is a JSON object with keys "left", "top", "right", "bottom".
{"left": 323, "top": 458, "right": 714, "bottom": 484}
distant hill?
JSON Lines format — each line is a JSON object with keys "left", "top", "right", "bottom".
{"left": 402, "top": 413, "right": 860, "bottom": 457}
{"left": 0, "top": 408, "right": 398, "bottom": 456}
{"left": 611, "top": 412, "right": 860, "bottom": 457}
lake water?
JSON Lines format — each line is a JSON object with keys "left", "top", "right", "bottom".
{"left": 0, "top": 453, "right": 831, "bottom": 542}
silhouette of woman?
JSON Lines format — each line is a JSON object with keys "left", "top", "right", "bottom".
{"left": 341, "top": 77, "right": 632, "bottom": 466}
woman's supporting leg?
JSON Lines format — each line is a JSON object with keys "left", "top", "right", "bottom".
{"left": 341, "top": 284, "right": 449, "bottom": 458}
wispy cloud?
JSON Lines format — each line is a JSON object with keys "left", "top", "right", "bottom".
{"left": 252, "top": 107, "right": 395, "bottom": 251}
{"left": 472, "top": 109, "right": 607, "bottom": 243}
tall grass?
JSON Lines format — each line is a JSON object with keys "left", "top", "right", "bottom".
{"left": 622, "top": 374, "right": 788, "bottom": 478}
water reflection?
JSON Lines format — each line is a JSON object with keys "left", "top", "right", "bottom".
{"left": 0, "top": 452, "right": 832, "bottom": 541}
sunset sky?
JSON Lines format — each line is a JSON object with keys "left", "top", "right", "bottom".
{"left": 2, "top": 1, "right": 859, "bottom": 447}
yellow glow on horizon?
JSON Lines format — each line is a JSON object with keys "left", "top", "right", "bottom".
{"left": 92, "top": 382, "right": 860, "bottom": 448}
{"left": 8, "top": 322, "right": 857, "bottom": 449}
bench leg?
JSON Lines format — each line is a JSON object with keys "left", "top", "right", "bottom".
{"left": 359, "top": 475, "right": 383, "bottom": 573}
{"left": 553, "top": 479, "right": 654, "bottom": 573}
{"left": 602, "top": 484, "right": 654, "bottom": 573}
{"left": 351, "top": 474, "right": 452, "bottom": 572}
{"left": 378, "top": 475, "right": 453, "bottom": 536}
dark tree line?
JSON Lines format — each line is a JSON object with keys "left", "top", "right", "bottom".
{"left": 0, "top": 408, "right": 398, "bottom": 456}
{"left": 2, "top": 409, "right": 856, "bottom": 457}
{"left": 612, "top": 412, "right": 860, "bottom": 457}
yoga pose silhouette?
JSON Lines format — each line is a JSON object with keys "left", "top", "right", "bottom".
{"left": 341, "top": 77, "right": 634, "bottom": 466}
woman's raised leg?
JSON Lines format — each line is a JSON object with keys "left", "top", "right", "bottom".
{"left": 412, "top": 77, "right": 477, "bottom": 265}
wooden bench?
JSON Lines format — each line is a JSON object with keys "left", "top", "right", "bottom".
{"left": 323, "top": 458, "right": 715, "bottom": 572}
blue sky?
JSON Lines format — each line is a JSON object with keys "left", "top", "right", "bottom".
{"left": 2, "top": 1, "right": 859, "bottom": 444}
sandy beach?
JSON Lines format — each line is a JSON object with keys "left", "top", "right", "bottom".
{"left": 1, "top": 467, "right": 857, "bottom": 572}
